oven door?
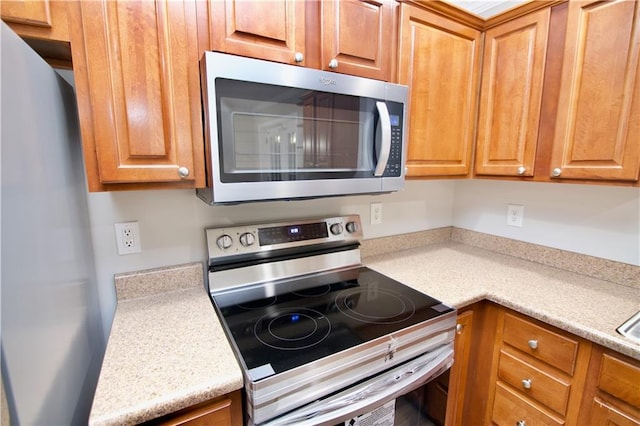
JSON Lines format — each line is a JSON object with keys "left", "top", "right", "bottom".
{"left": 258, "top": 342, "right": 453, "bottom": 426}
{"left": 198, "top": 52, "right": 407, "bottom": 204}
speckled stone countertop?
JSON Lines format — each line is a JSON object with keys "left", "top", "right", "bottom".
{"left": 89, "top": 229, "right": 639, "bottom": 425}
{"left": 88, "top": 263, "right": 243, "bottom": 426}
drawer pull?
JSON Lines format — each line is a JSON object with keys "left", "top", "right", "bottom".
{"left": 527, "top": 339, "right": 538, "bottom": 349}
{"left": 516, "top": 421, "right": 526, "bottom": 426}
{"left": 522, "top": 378, "right": 532, "bottom": 389}
{"left": 456, "top": 323, "right": 464, "bottom": 333}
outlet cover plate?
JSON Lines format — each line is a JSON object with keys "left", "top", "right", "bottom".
{"left": 506, "top": 204, "right": 524, "bottom": 227}
{"left": 114, "top": 221, "right": 141, "bottom": 255}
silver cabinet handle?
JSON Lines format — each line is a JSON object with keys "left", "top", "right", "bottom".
{"left": 373, "top": 101, "right": 391, "bottom": 176}
{"left": 328, "top": 58, "right": 338, "bottom": 69}
{"left": 294, "top": 52, "right": 304, "bottom": 63}
{"left": 517, "top": 166, "right": 526, "bottom": 175}
{"left": 552, "top": 167, "right": 562, "bottom": 177}
{"left": 177, "top": 166, "right": 190, "bottom": 178}
{"left": 517, "top": 421, "right": 526, "bottom": 426}
{"left": 522, "top": 378, "right": 532, "bottom": 389}
{"left": 456, "top": 323, "right": 464, "bottom": 333}
{"left": 528, "top": 339, "right": 538, "bottom": 349}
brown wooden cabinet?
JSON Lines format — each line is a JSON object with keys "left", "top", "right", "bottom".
{"left": 548, "top": 0, "right": 640, "bottom": 182}
{"left": 69, "top": 0, "right": 205, "bottom": 191}
{"left": 474, "top": 8, "right": 550, "bottom": 178}
{"left": 206, "top": 0, "right": 397, "bottom": 81}
{"left": 444, "top": 309, "right": 474, "bottom": 426}
{"left": 398, "top": 3, "right": 482, "bottom": 177}
{"left": 1, "top": 0, "right": 71, "bottom": 67}
{"left": 148, "top": 390, "right": 242, "bottom": 426}
{"left": 468, "top": 306, "right": 592, "bottom": 425}
{"left": 579, "top": 347, "right": 640, "bottom": 425}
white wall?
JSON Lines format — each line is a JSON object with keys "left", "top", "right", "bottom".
{"left": 88, "top": 180, "right": 455, "bottom": 336}
{"left": 453, "top": 180, "right": 640, "bottom": 266}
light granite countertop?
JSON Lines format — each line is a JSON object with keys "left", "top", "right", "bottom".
{"left": 89, "top": 232, "right": 639, "bottom": 425}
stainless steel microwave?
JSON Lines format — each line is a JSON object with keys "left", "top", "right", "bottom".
{"left": 197, "top": 52, "right": 408, "bottom": 205}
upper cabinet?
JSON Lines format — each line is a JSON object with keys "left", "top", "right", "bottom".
{"left": 69, "top": 0, "right": 205, "bottom": 191}
{"left": 206, "top": 0, "right": 397, "bottom": 81}
{"left": 208, "top": 0, "right": 306, "bottom": 65}
{"left": 549, "top": 0, "right": 640, "bottom": 182}
{"left": 1, "top": 0, "right": 71, "bottom": 67}
{"left": 474, "top": 8, "right": 550, "bottom": 178}
{"left": 398, "top": 3, "right": 482, "bottom": 177}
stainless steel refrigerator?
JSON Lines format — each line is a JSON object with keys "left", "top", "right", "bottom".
{"left": 1, "top": 22, "right": 104, "bottom": 425}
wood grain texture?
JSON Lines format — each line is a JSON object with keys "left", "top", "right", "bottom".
{"left": 474, "top": 8, "right": 550, "bottom": 177}
{"left": 550, "top": 0, "right": 640, "bottom": 181}
{"left": 209, "top": 0, "right": 305, "bottom": 65}
{"left": 1, "top": 0, "right": 51, "bottom": 27}
{"left": 321, "top": 0, "right": 397, "bottom": 81}
{"left": 491, "top": 382, "right": 564, "bottom": 426}
{"left": 502, "top": 312, "right": 579, "bottom": 376}
{"left": 497, "top": 347, "right": 571, "bottom": 416}
{"left": 1, "top": 0, "right": 71, "bottom": 65}
{"left": 150, "top": 390, "right": 242, "bottom": 426}
{"left": 444, "top": 309, "right": 474, "bottom": 426}
{"left": 70, "top": 0, "right": 205, "bottom": 190}
{"left": 398, "top": 3, "right": 481, "bottom": 177}
{"left": 579, "top": 346, "right": 640, "bottom": 425}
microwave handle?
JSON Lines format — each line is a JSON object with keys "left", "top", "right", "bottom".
{"left": 374, "top": 101, "right": 392, "bottom": 176}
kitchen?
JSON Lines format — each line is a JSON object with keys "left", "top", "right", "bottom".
{"left": 1, "top": 0, "right": 639, "bottom": 425}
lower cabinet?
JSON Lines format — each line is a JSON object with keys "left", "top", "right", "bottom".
{"left": 579, "top": 346, "right": 640, "bottom": 425}
{"left": 147, "top": 390, "right": 242, "bottom": 426}
{"left": 458, "top": 302, "right": 640, "bottom": 425}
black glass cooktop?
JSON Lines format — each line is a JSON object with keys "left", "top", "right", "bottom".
{"left": 213, "top": 267, "right": 454, "bottom": 381}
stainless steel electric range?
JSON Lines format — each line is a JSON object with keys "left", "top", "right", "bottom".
{"left": 206, "top": 215, "right": 456, "bottom": 425}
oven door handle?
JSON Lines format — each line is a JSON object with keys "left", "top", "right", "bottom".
{"left": 262, "top": 343, "right": 453, "bottom": 426}
{"left": 373, "top": 101, "right": 391, "bottom": 177}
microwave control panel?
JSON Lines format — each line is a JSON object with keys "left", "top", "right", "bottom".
{"left": 383, "top": 101, "right": 404, "bottom": 177}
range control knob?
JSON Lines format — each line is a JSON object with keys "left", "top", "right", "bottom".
{"left": 216, "top": 234, "right": 233, "bottom": 250}
{"left": 345, "top": 221, "right": 359, "bottom": 233}
{"left": 330, "top": 223, "right": 343, "bottom": 235}
{"left": 239, "top": 232, "right": 255, "bottom": 247}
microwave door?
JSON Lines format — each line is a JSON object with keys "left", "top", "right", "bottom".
{"left": 373, "top": 101, "right": 392, "bottom": 177}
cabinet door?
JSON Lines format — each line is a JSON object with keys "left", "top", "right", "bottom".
{"left": 398, "top": 4, "right": 482, "bottom": 177}
{"left": 321, "top": 0, "right": 396, "bottom": 81}
{"left": 475, "top": 8, "right": 550, "bottom": 177}
{"left": 70, "top": 0, "right": 205, "bottom": 190}
{"left": 1, "top": 0, "right": 51, "bottom": 27}
{"left": 550, "top": 0, "right": 640, "bottom": 182}
{"left": 209, "top": 0, "right": 305, "bottom": 65}
{"left": 592, "top": 398, "right": 640, "bottom": 426}
{"left": 445, "top": 309, "right": 474, "bottom": 426}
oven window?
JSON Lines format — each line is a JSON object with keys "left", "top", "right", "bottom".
{"left": 215, "top": 78, "right": 378, "bottom": 182}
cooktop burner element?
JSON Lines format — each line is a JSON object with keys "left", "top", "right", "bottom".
{"left": 255, "top": 308, "right": 331, "bottom": 350}
{"left": 335, "top": 287, "right": 416, "bottom": 324}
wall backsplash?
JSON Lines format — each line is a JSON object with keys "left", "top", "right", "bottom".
{"left": 88, "top": 179, "right": 639, "bottom": 338}
{"left": 87, "top": 180, "right": 456, "bottom": 336}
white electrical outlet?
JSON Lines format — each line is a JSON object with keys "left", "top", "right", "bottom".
{"left": 370, "top": 202, "right": 383, "bottom": 225}
{"left": 114, "top": 221, "right": 142, "bottom": 255}
{"left": 506, "top": 204, "right": 524, "bottom": 227}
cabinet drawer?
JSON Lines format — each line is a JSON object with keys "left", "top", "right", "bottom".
{"left": 502, "top": 313, "right": 578, "bottom": 375}
{"left": 599, "top": 354, "right": 640, "bottom": 407}
{"left": 497, "top": 349, "right": 571, "bottom": 416}
{"left": 492, "top": 382, "right": 564, "bottom": 426}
